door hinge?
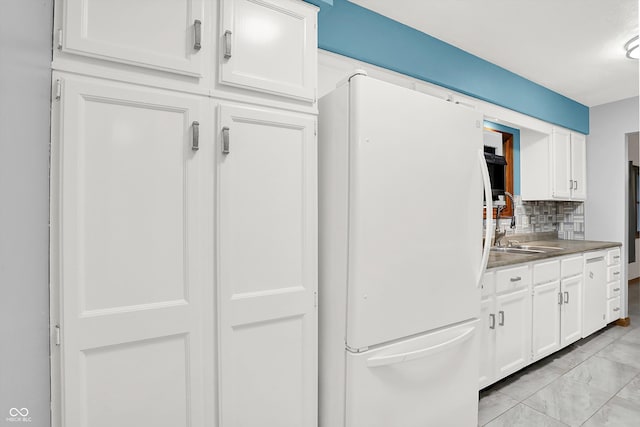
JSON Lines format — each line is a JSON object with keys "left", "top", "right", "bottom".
{"left": 54, "top": 325, "right": 61, "bottom": 346}
{"left": 54, "top": 79, "right": 62, "bottom": 101}
{"left": 313, "top": 291, "right": 318, "bottom": 308}
{"left": 57, "top": 29, "right": 63, "bottom": 50}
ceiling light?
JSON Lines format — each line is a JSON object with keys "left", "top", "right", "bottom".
{"left": 624, "top": 36, "right": 639, "bottom": 59}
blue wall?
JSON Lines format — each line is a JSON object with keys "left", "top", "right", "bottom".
{"left": 305, "top": 0, "right": 589, "bottom": 134}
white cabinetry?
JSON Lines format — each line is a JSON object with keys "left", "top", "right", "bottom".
{"left": 582, "top": 251, "right": 607, "bottom": 337}
{"left": 51, "top": 75, "right": 215, "bottom": 427}
{"left": 219, "top": 0, "right": 318, "bottom": 101}
{"left": 521, "top": 127, "right": 587, "bottom": 201}
{"left": 217, "top": 104, "right": 317, "bottom": 427}
{"left": 560, "top": 256, "right": 583, "bottom": 346}
{"left": 531, "top": 260, "right": 561, "bottom": 361}
{"left": 606, "top": 247, "right": 622, "bottom": 322}
{"left": 58, "top": 0, "right": 206, "bottom": 77}
{"left": 51, "top": 1, "right": 319, "bottom": 426}
{"left": 480, "top": 266, "right": 531, "bottom": 388}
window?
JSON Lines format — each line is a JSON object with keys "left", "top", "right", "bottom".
{"left": 484, "top": 128, "right": 514, "bottom": 219}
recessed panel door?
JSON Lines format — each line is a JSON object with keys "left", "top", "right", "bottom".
{"left": 561, "top": 275, "right": 583, "bottom": 346}
{"left": 220, "top": 0, "right": 317, "bottom": 100}
{"left": 551, "top": 129, "right": 571, "bottom": 199}
{"left": 217, "top": 104, "right": 317, "bottom": 427}
{"left": 60, "top": 0, "right": 205, "bottom": 76}
{"left": 532, "top": 281, "right": 561, "bottom": 361}
{"left": 496, "top": 288, "right": 531, "bottom": 378}
{"left": 52, "top": 76, "right": 213, "bottom": 427}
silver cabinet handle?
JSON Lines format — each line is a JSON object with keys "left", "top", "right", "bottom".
{"left": 498, "top": 310, "right": 505, "bottom": 326}
{"left": 569, "top": 179, "right": 573, "bottom": 189}
{"left": 222, "top": 126, "right": 230, "bottom": 155}
{"left": 489, "top": 313, "right": 495, "bottom": 330}
{"left": 614, "top": 307, "right": 621, "bottom": 312}
{"left": 558, "top": 292, "right": 563, "bottom": 305}
{"left": 564, "top": 291, "right": 569, "bottom": 304}
{"left": 614, "top": 288, "right": 621, "bottom": 292}
{"left": 191, "top": 121, "right": 199, "bottom": 151}
{"left": 194, "top": 20, "right": 202, "bottom": 50}
{"left": 614, "top": 255, "right": 621, "bottom": 259}
{"left": 574, "top": 180, "right": 578, "bottom": 190}
{"left": 614, "top": 271, "right": 620, "bottom": 276}
{"left": 223, "top": 30, "right": 232, "bottom": 59}
{"left": 510, "top": 276, "right": 522, "bottom": 282}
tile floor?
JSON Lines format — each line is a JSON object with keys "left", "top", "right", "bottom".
{"left": 479, "top": 280, "right": 640, "bottom": 426}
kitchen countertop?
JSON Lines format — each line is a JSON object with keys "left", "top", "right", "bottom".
{"left": 487, "top": 237, "right": 621, "bottom": 269}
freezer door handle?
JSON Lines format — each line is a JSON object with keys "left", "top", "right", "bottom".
{"left": 366, "top": 325, "right": 476, "bottom": 368}
{"left": 478, "top": 149, "right": 493, "bottom": 288}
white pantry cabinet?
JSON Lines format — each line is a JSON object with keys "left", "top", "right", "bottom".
{"left": 219, "top": 0, "right": 318, "bottom": 101}
{"left": 58, "top": 0, "right": 206, "bottom": 77}
{"left": 217, "top": 104, "right": 317, "bottom": 427}
{"left": 520, "top": 127, "right": 587, "bottom": 201}
{"left": 50, "top": 1, "right": 319, "bottom": 426}
{"left": 50, "top": 74, "right": 215, "bottom": 427}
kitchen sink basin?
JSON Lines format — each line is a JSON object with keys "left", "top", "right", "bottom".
{"left": 490, "top": 247, "right": 544, "bottom": 255}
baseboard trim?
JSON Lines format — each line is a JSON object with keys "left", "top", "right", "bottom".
{"left": 616, "top": 317, "right": 631, "bottom": 327}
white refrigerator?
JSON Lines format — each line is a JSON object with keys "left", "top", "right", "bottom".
{"left": 318, "top": 73, "right": 493, "bottom": 427}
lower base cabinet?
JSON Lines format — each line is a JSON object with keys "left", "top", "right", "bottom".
{"left": 479, "top": 270, "right": 531, "bottom": 389}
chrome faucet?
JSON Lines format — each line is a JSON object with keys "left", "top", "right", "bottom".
{"left": 494, "top": 191, "right": 516, "bottom": 247}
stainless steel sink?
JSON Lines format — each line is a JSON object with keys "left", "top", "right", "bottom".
{"left": 490, "top": 247, "right": 544, "bottom": 255}
{"left": 514, "top": 245, "right": 564, "bottom": 251}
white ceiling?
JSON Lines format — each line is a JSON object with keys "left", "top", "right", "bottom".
{"left": 351, "top": 0, "right": 639, "bottom": 107}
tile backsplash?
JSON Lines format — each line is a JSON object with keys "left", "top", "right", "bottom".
{"left": 488, "top": 196, "right": 585, "bottom": 240}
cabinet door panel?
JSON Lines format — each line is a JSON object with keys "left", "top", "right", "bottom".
{"left": 570, "top": 133, "right": 587, "bottom": 200}
{"left": 217, "top": 104, "right": 317, "bottom": 426}
{"left": 551, "top": 129, "right": 571, "bottom": 199}
{"left": 532, "top": 281, "right": 561, "bottom": 361}
{"left": 54, "top": 76, "right": 212, "bottom": 427}
{"left": 561, "top": 275, "right": 583, "bottom": 347}
{"left": 61, "top": 0, "right": 204, "bottom": 76}
{"left": 479, "top": 298, "right": 495, "bottom": 389}
{"left": 496, "top": 288, "right": 531, "bottom": 379}
{"left": 220, "top": 0, "right": 317, "bottom": 100}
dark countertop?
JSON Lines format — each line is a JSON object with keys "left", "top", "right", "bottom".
{"left": 487, "top": 239, "right": 621, "bottom": 269}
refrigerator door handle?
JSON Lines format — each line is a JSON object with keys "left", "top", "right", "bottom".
{"left": 478, "top": 149, "right": 493, "bottom": 288}
{"left": 366, "top": 325, "right": 476, "bottom": 368}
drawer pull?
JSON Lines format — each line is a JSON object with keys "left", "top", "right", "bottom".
{"left": 614, "top": 288, "right": 620, "bottom": 292}
{"left": 564, "top": 291, "right": 569, "bottom": 304}
{"left": 613, "top": 307, "right": 621, "bottom": 312}
{"left": 614, "top": 255, "right": 620, "bottom": 259}
{"left": 613, "top": 271, "right": 620, "bottom": 276}
{"left": 223, "top": 30, "right": 232, "bottom": 59}
{"left": 194, "top": 20, "right": 202, "bottom": 50}
{"left": 510, "top": 276, "right": 522, "bottom": 282}
{"left": 489, "top": 313, "right": 495, "bottom": 330}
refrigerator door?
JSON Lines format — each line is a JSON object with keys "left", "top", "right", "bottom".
{"left": 345, "top": 319, "right": 480, "bottom": 427}
{"left": 346, "top": 76, "right": 483, "bottom": 350}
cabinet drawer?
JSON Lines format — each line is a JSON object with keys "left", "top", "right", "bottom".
{"left": 607, "top": 296, "right": 621, "bottom": 323}
{"left": 496, "top": 265, "right": 531, "bottom": 293}
{"left": 607, "top": 281, "right": 622, "bottom": 299}
{"left": 481, "top": 271, "right": 496, "bottom": 298}
{"left": 607, "top": 248, "right": 621, "bottom": 266}
{"left": 533, "top": 260, "right": 560, "bottom": 285}
{"left": 561, "top": 255, "right": 583, "bottom": 278}
{"left": 607, "top": 265, "right": 621, "bottom": 282}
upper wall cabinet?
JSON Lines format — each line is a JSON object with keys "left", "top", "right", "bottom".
{"left": 520, "top": 128, "right": 587, "bottom": 201}
{"left": 59, "top": 0, "right": 206, "bottom": 77}
{"left": 219, "top": 0, "right": 318, "bottom": 101}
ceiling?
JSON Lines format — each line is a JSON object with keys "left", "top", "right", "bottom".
{"left": 351, "top": 0, "right": 639, "bottom": 107}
